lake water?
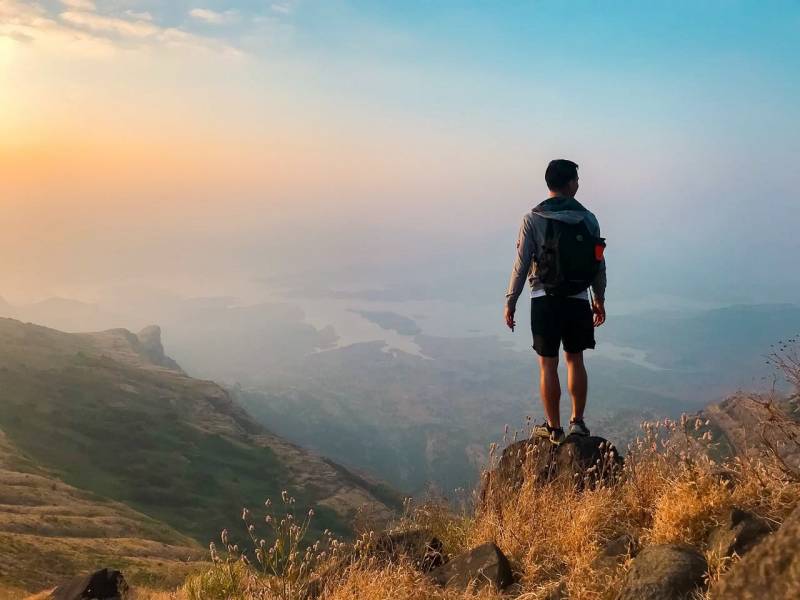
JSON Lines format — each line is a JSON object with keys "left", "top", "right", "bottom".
{"left": 277, "top": 294, "right": 666, "bottom": 370}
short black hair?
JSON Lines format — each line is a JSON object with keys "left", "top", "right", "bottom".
{"left": 545, "top": 159, "right": 579, "bottom": 191}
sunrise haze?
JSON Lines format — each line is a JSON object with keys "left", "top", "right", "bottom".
{"left": 2, "top": 0, "right": 798, "bottom": 305}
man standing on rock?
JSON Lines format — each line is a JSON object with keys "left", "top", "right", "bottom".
{"left": 504, "top": 159, "right": 606, "bottom": 445}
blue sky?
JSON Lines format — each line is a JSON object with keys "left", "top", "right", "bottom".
{"left": 1, "top": 1, "right": 799, "bottom": 305}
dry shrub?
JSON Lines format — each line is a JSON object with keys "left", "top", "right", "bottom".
{"left": 471, "top": 475, "right": 619, "bottom": 590}
{"left": 179, "top": 338, "right": 800, "bottom": 600}
{"left": 183, "top": 560, "right": 251, "bottom": 600}
{"left": 322, "top": 560, "right": 499, "bottom": 600}
{"left": 172, "top": 420, "right": 797, "bottom": 600}
{"left": 127, "top": 590, "right": 184, "bottom": 600}
{"left": 648, "top": 466, "right": 733, "bottom": 546}
{"left": 178, "top": 409, "right": 798, "bottom": 600}
{"left": 394, "top": 496, "right": 474, "bottom": 556}
{"left": 462, "top": 408, "right": 799, "bottom": 600}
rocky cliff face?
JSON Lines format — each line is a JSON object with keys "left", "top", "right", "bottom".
{"left": 135, "top": 325, "right": 184, "bottom": 372}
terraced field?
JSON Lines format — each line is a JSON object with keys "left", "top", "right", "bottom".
{"left": 0, "top": 430, "right": 203, "bottom": 595}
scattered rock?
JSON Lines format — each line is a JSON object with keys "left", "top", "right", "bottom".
{"left": 707, "top": 507, "right": 772, "bottom": 559}
{"left": 592, "top": 533, "right": 637, "bottom": 570}
{"left": 616, "top": 544, "right": 707, "bottom": 600}
{"left": 428, "top": 542, "right": 513, "bottom": 591}
{"left": 371, "top": 529, "right": 446, "bottom": 572}
{"left": 51, "top": 569, "right": 127, "bottom": 600}
{"left": 712, "top": 504, "right": 800, "bottom": 599}
{"left": 481, "top": 436, "right": 623, "bottom": 510}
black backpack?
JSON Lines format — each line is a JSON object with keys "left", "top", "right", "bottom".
{"left": 535, "top": 210, "right": 606, "bottom": 297}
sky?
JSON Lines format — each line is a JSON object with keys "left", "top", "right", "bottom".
{"left": 1, "top": 1, "right": 799, "bottom": 307}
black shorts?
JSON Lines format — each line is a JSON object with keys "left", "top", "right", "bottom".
{"left": 531, "top": 296, "right": 595, "bottom": 357}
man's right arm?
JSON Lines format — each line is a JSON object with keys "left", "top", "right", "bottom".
{"left": 505, "top": 214, "right": 535, "bottom": 328}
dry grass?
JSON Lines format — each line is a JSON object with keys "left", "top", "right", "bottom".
{"left": 85, "top": 345, "right": 800, "bottom": 600}
{"left": 321, "top": 560, "right": 499, "bottom": 600}
{"left": 176, "top": 405, "right": 797, "bottom": 600}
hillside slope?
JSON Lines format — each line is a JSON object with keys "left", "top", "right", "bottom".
{"left": 0, "top": 430, "right": 202, "bottom": 593}
{"left": 690, "top": 393, "right": 800, "bottom": 466}
{"left": 0, "top": 318, "right": 400, "bottom": 551}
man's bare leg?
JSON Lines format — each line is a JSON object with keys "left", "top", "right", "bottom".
{"left": 538, "top": 355, "right": 561, "bottom": 428}
{"left": 564, "top": 351, "right": 587, "bottom": 422}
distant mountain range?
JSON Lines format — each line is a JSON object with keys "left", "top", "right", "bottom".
{"left": 0, "top": 317, "right": 400, "bottom": 593}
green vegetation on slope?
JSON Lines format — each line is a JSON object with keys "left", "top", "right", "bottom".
{"left": 0, "top": 430, "right": 203, "bottom": 593}
{"left": 0, "top": 318, "right": 399, "bottom": 551}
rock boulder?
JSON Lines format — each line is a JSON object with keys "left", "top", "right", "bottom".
{"left": 481, "top": 435, "right": 623, "bottom": 510}
{"left": 712, "top": 504, "right": 800, "bottom": 599}
{"left": 371, "top": 529, "right": 446, "bottom": 572}
{"left": 428, "top": 542, "right": 513, "bottom": 591}
{"left": 51, "top": 569, "right": 127, "bottom": 600}
{"left": 707, "top": 507, "right": 772, "bottom": 560}
{"left": 616, "top": 544, "right": 707, "bottom": 600}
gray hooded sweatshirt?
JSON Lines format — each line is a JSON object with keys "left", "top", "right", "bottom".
{"left": 505, "top": 196, "right": 606, "bottom": 310}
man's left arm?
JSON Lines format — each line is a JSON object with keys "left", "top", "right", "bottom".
{"left": 591, "top": 211, "right": 607, "bottom": 327}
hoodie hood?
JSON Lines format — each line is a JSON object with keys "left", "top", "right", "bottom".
{"left": 532, "top": 196, "right": 591, "bottom": 225}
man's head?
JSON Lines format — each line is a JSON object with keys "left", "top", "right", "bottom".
{"left": 545, "top": 159, "right": 579, "bottom": 197}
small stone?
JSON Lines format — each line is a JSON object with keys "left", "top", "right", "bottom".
{"left": 428, "top": 542, "right": 513, "bottom": 591}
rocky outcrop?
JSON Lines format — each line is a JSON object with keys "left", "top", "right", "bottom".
{"left": 712, "top": 504, "right": 800, "bottom": 599}
{"left": 481, "top": 435, "right": 622, "bottom": 509}
{"left": 707, "top": 507, "right": 772, "bottom": 560}
{"left": 616, "top": 544, "right": 707, "bottom": 600}
{"left": 136, "top": 325, "right": 183, "bottom": 371}
{"left": 428, "top": 542, "right": 513, "bottom": 591}
{"left": 51, "top": 569, "right": 127, "bottom": 600}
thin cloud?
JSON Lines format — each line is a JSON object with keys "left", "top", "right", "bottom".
{"left": 2, "top": 29, "right": 33, "bottom": 43}
{"left": 0, "top": 0, "right": 242, "bottom": 58}
{"left": 270, "top": 3, "right": 293, "bottom": 15}
{"left": 60, "top": 10, "right": 159, "bottom": 38}
{"left": 125, "top": 10, "right": 153, "bottom": 22}
{"left": 189, "top": 8, "right": 239, "bottom": 25}
{"left": 0, "top": 0, "right": 116, "bottom": 58}
{"left": 60, "top": 0, "right": 96, "bottom": 10}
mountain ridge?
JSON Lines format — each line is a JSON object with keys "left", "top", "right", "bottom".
{"left": 0, "top": 318, "right": 401, "bottom": 560}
